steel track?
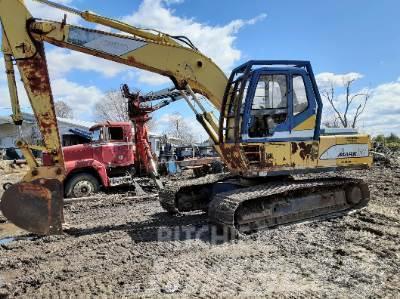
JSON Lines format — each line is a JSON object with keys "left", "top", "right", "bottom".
{"left": 159, "top": 175, "right": 370, "bottom": 235}
{"left": 208, "top": 177, "right": 369, "bottom": 234}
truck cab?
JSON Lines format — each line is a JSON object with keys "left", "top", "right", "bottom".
{"left": 61, "top": 122, "right": 136, "bottom": 198}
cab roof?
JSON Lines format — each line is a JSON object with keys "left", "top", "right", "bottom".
{"left": 89, "top": 121, "right": 131, "bottom": 131}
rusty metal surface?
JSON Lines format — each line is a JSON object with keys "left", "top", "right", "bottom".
{"left": 16, "top": 44, "right": 51, "bottom": 95}
{"left": 0, "top": 179, "right": 63, "bottom": 235}
{"left": 218, "top": 142, "right": 321, "bottom": 178}
{"left": 15, "top": 41, "right": 64, "bottom": 168}
{"left": 291, "top": 141, "right": 316, "bottom": 161}
{"left": 219, "top": 144, "right": 249, "bottom": 172}
{"left": 176, "top": 157, "right": 221, "bottom": 168}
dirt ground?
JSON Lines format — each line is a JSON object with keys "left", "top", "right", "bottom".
{"left": 0, "top": 165, "right": 399, "bottom": 298}
{"left": 0, "top": 161, "right": 25, "bottom": 227}
{"left": 0, "top": 161, "right": 26, "bottom": 187}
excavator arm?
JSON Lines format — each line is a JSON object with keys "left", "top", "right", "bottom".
{"left": 0, "top": 0, "right": 227, "bottom": 234}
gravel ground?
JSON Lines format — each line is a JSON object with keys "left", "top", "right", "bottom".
{"left": 0, "top": 166, "right": 399, "bottom": 298}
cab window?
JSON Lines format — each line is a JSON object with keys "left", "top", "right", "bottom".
{"left": 91, "top": 128, "right": 104, "bottom": 142}
{"left": 252, "top": 74, "right": 288, "bottom": 109}
{"left": 108, "top": 127, "right": 124, "bottom": 141}
{"left": 293, "top": 75, "right": 308, "bottom": 115}
{"left": 249, "top": 74, "right": 288, "bottom": 138}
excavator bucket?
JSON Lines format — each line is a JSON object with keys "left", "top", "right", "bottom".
{"left": 0, "top": 179, "right": 63, "bottom": 235}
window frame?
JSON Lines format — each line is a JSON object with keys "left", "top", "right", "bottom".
{"left": 241, "top": 68, "right": 317, "bottom": 143}
{"left": 292, "top": 74, "right": 309, "bottom": 116}
{"left": 251, "top": 74, "right": 289, "bottom": 110}
{"left": 91, "top": 127, "right": 105, "bottom": 143}
{"left": 241, "top": 70, "right": 291, "bottom": 140}
{"left": 108, "top": 126, "right": 125, "bottom": 141}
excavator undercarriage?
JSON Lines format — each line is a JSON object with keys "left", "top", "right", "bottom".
{"left": 160, "top": 174, "right": 370, "bottom": 234}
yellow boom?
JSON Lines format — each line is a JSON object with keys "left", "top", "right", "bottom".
{"left": 0, "top": 0, "right": 227, "bottom": 234}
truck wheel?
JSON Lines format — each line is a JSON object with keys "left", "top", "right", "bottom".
{"left": 65, "top": 173, "right": 100, "bottom": 198}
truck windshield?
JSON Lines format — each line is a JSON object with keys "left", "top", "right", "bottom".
{"left": 91, "top": 128, "right": 104, "bottom": 142}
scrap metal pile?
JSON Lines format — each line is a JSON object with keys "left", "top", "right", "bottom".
{"left": 371, "top": 142, "right": 400, "bottom": 166}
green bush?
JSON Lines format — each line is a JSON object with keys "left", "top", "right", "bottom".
{"left": 386, "top": 133, "right": 400, "bottom": 143}
{"left": 374, "top": 134, "right": 386, "bottom": 143}
{"left": 373, "top": 133, "right": 400, "bottom": 150}
{"left": 386, "top": 142, "right": 400, "bottom": 151}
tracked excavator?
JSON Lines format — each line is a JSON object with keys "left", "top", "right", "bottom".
{"left": 0, "top": 0, "right": 372, "bottom": 235}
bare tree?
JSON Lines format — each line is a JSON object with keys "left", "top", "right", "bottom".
{"left": 95, "top": 90, "right": 157, "bottom": 131}
{"left": 164, "top": 112, "right": 196, "bottom": 144}
{"left": 22, "top": 124, "right": 42, "bottom": 146}
{"left": 147, "top": 117, "right": 157, "bottom": 132}
{"left": 321, "top": 79, "right": 370, "bottom": 128}
{"left": 322, "top": 106, "right": 341, "bottom": 128}
{"left": 55, "top": 100, "right": 73, "bottom": 119}
{"left": 322, "top": 118, "right": 340, "bottom": 128}
{"left": 95, "top": 90, "right": 129, "bottom": 122}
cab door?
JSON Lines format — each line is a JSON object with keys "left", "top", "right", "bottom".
{"left": 242, "top": 70, "right": 291, "bottom": 141}
{"left": 289, "top": 72, "right": 319, "bottom": 167}
{"left": 104, "top": 126, "right": 133, "bottom": 166}
{"left": 240, "top": 70, "right": 291, "bottom": 168}
{"left": 241, "top": 68, "right": 318, "bottom": 169}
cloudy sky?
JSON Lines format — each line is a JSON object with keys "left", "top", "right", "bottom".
{"left": 0, "top": 0, "right": 399, "bottom": 139}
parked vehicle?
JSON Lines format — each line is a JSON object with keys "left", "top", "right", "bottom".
{"left": 44, "top": 122, "right": 157, "bottom": 198}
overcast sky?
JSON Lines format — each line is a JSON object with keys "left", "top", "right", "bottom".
{"left": 0, "top": 0, "right": 399, "bottom": 139}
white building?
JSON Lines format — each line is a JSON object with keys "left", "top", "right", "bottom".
{"left": 0, "top": 112, "right": 96, "bottom": 148}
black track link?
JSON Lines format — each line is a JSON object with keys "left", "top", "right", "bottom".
{"left": 159, "top": 173, "right": 229, "bottom": 214}
{"left": 208, "top": 177, "right": 369, "bottom": 234}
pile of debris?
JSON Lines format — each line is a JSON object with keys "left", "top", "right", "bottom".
{"left": 371, "top": 142, "right": 400, "bottom": 167}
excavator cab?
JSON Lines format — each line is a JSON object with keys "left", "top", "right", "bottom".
{"left": 218, "top": 60, "right": 371, "bottom": 178}
{"left": 220, "top": 61, "right": 321, "bottom": 144}
{"left": 218, "top": 61, "right": 325, "bottom": 175}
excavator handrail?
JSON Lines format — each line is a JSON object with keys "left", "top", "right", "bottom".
{"left": 231, "top": 60, "right": 313, "bottom": 76}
